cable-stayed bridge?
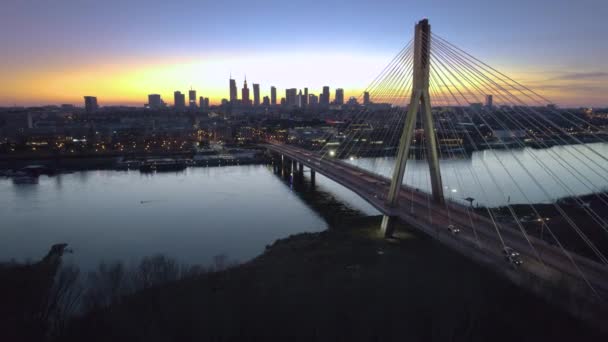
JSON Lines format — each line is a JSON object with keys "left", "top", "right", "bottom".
{"left": 266, "top": 19, "right": 608, "bottom": 325}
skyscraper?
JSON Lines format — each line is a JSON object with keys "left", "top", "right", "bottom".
{"left": 174, "top": 91, "right": 186, "bottom": 111}
{"left": 285, "top": 88, "right": 297, "bottom": 107}
{"left": 297, "top": 90, "right": 303, "bottom": 108}
{"left": 335, "top": 88, "right": 344, "bottom": 105}
{"left": 485, "top": 94, "right": 493, "bottom": 108}
{"left": 84, "top": 96, "right": 98, "bottom": 113}
{"left": 320, "top": 86, "right": 330, "bottom": 106}
{"left": 229, "top": 78, "right": 238, "bottom": 103}
{"left": 253, "top": 83, "right": 260, "bottom": 106}
{"left": 148, "top": 94, "right": 162, "bottom": 109}
{"left": 262, "top": 96, "right": 270, "bottom": 106}
{"left": 189, "top": 89, "right": 197, "bottom": 108}
{"left": 270, "top": 86, "right": 277, "bottom": 105}
{"left": 199, "top": 96, "right": 210, "bottom": 109}
{"left": 363, "top": 91, "right": 370, "bottom": 105}
{"left": 309, "top": 94, "right": 319, "bottom": 106}
{"left": 303, "top": 88, "right": 309, "bottom": 107}
{"left": 242, "top": 78, "right": 250, "bottom": 106}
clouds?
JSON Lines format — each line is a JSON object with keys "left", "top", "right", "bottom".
{"left": 551, "top": 72, "right": 608, "bottom": 81}
{"left": 520, "top": 71, "right": 608, "bottom": 106}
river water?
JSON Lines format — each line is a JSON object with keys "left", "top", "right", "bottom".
{"left": 349, "top": 142, "right": 608, "bottom": 207}
{"left": 1, "top": 143, "right": 606, "bottom": 269}
{"left": 0, "top": 165, "right": 376, "bottom": 270}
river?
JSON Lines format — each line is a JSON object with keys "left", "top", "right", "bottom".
{"left": 348, "top": 142, "right": 608, "bottom": 207}
{"left": 0, "top": 164, "right": 377, "bottom": 270}
{"left": 2, "top": 142, "right": 607, "bottom": 270}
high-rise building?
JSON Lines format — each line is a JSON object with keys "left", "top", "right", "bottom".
{"left": 199, "top": 96, "right": 209, "bottom": 109}
{"left": 253, "top": 83, "right": 260, "bottom": 106}
{"left": 262, "top": 96, "right": 270, "bottom": 106}
{"left": 242, "top": 78, "right": 251, "bottom": 106}
{"left": 148, "top": 94, "right": 162, "bottom": 109}
{"left": 270, "top": 86, "right": 277, "bottom": 105}
{"left": 309, "top": 94, "right": 319, "bottom": 106}
{"left": 297, "top": 90, "right": 303, "bottom": 108}
{"left": 335, "top": 88, "right": 344, "bottom": 105}
{"left": 285, "top": 88, "right": 297, "bottom": 107}
{"left": 27, "top": 112, "right": 33, "bottom": 129}
{"left": 174, "top": 91, "right": 186, "bottom": 111}
{"left": 485, "top": 95, "right": 493, "bottom": 108}
{"left": 363, "top": 91, "right": 370, "bottom": 105}
{"left": 320, "top": 86, "right": 330, "bottom": 106}
{"left": 189, "top": 89, "right": 197, "bottom": 108}
{"left": 229, "top": 78, "right": 238, "bottom": 103}
{"left": 303, "top": 88, "right": 309, "bottom": 107}
{"left": 84, "top": 96, "right": 98, "bottom": 113}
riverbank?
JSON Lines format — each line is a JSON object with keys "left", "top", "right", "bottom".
{"left": 0, "top": 147, "right": 269, "bottom": 176}
{"left": 57, "top": 216, "right": 604, "bottom": 342}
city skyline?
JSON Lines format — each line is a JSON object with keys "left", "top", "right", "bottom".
{"left": 1, "top": 0, "right": 607, "bottom": 107}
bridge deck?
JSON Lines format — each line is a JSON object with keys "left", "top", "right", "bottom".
{"left": 267, "top": 143, "right": 608, "bottom": 304}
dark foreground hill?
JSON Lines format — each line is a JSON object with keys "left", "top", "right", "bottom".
{"left": 57, "top": 217, "right": 605, "bottom": 342}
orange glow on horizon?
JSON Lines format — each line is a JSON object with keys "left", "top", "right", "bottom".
{"left": 1, "top": 54, "right": 606, "bottom": 108}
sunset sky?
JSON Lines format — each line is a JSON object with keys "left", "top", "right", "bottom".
{"left": 1, "top": 0, "right": 607, "bottom": 107}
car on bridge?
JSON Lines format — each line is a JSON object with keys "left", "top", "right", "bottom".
{"left": 447, "top": 224, "right": 461, "bottom": 234}
{"left": 503, "top": 247, "right": 523, "bottom": 266}
{"left": 506, "top": 254, "right": 523, "bottom": 266}
{"left": 503, "top": 246, "right": 520, "bottom": 257}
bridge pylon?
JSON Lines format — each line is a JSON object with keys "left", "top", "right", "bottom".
{"left": 381, "top": 19, "right": 444, "bottom": 237}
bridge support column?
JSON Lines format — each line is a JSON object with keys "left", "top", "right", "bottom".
{"left": 380, "top": 215, "right": 398, "bottom": 237}
{"left": 310, "top": 169, "right": 316, "bottom": 187}
{"left": 282, "top": 156, "right": 291, "bottom": 178}
{"left": 286, "top": 159, "right": 293, "bottom": 178}
{"left": 381, "top": 19, "right": 444, "bottom": 238}
{"left": 297, "top": 163, "right": 304, "bottom": 181}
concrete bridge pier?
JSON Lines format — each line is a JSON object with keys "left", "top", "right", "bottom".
{"left": 297, "top": 163, "right": 304, "bottom": 181}
{"left": 291, "top": 160, "right": 298, "bottom": 177}
{"left": 286, "top": 159, "right": 293, "bottom": 178}
{"left": 289, "top": 162, "right": 304, "bottom": 184}
{"left": 281, "top": 155, "right": 291, "bottom": 178}
{"left": 380, "top": 215, "right": 398, "bottom": 237}
{"left": 310, "top": 169, "right": 316, "bottom": 187}
{"left": 273, "top": 154, "right": 281, "bottom": 174}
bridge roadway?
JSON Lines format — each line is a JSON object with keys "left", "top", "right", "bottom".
{"left": 266, "top": 143, "right": 608, "bottom": 302}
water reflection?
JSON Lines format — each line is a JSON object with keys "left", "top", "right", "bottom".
{"left": 0, "top": 165, "right": 330, "bottom": 270}
{"left": 349, "top": 143, "right": 608, "bottom": 207}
